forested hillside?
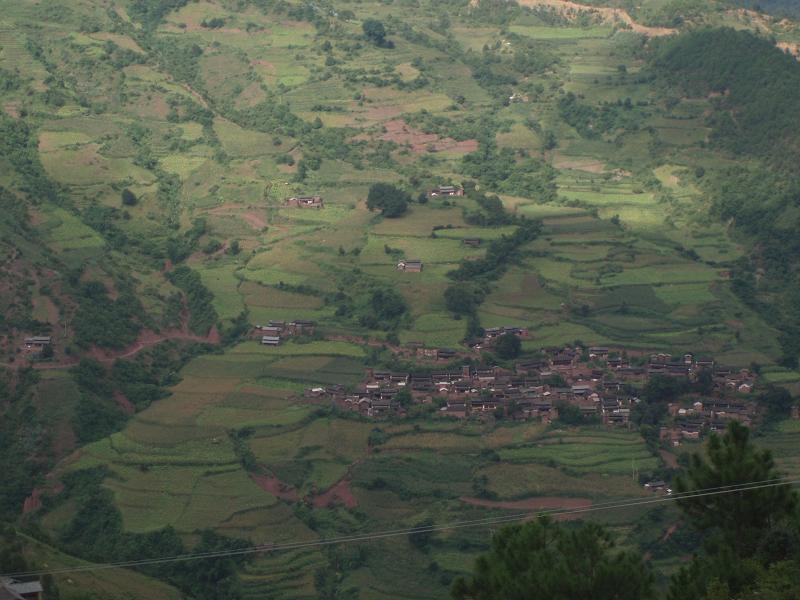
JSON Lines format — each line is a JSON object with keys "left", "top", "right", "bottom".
{"left": 650, "top": 28, "right": 800, "bottom": 367}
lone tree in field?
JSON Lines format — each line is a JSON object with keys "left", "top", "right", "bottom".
{"left": 362, "top": 19, "right": 389, "bottom": 47}
{"left": 494, "top": 333, "right": 521, "bottom": 359}
{"left": 452, "top": 517, "right": 653, "bottom": 599}
{"left": 366, "top": 183, "right": 410, "bottom": 218}
{"left": 121, "top": 188, "right": 137, "bottom": 206}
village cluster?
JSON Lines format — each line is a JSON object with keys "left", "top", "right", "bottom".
{"left": 305, "top": 345, "right": 760, "bottom": 443}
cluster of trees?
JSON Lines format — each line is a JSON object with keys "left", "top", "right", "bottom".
{"left": 558, "top": 92, "right": 640, "bottom": 139}
{"left": 462, "top": 140, "right": 557, "bottom": 201}
{"left": 167, "top": 266, "right": 218, "bottom": 336}
{"left": 129, "top": 0, "right": 189, "bottom": 30}
{"left": 444, "top": 219, "right": 541, "bottom": 340}
{"left": 331, "top": 278, "right": 409, "bottom": 332}
{"left": 650, "top": 28, "right": 800, "bottom": 168}
{"left": 73, "top": 281, "right": 144, "bottom": 349}
{"left": 0, "top": 368, "right": 46, "bottom": 518}
{"left": 449, "top": 220, "right": 541, "bottom": 282}
{"left": 366, "top": 183, "right": 410, "bottom": 218}
{"left": 362, "top": 19, "right": 393, "bottom": 48}
{"left": 455, "top": 422, "right": 800, "bottom": 598}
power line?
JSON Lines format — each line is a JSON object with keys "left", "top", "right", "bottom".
{"left": 4, "top": 477, "right": 797, "bottom": 579}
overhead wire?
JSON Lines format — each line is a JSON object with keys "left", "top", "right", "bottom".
{"left": 3, "top": 476, "right": 797, "bottom": 579}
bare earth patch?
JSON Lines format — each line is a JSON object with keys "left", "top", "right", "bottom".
{"left": 114, "top": 390, "right": 135, "bottom": 415}
{"left": 312, "top": 478, "right": 358, "bottom": 509}
{"left": 206, "top": 204, "right": 268, "bottom": 230}
{"left": 381, "top": 119, "right": 478, "bottom": 154}
{"left": 3, "top": 102, "right": 20, "bottom": 119}
{"left": 485, "top": 0, "right": 676, "bottom": 37}
{"left": 777, "top": 41, "right": 800, "bottom": 59}
{"left": 251, "top": 472, "right": 301, "bottom": 501}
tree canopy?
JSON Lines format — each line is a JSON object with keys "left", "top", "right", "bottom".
{"left": 675, "top": 421, "right": 796, "bottom": 557}
{"left": 366, "top": 183, "right": 410, "bottom": 218}
{"left": 362, "top": 19, "right": 388, "bottom": 47}
{"left": 670, "top": 422, "right": 800, "bottom": 598}
{"left": 494, "top": 333, "right": 521, "bottom": 360}
{"left": 452, "top": 517, "right": 653, "bottom": 599}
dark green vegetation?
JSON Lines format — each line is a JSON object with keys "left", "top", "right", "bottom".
{"left": 366, "top": 183, "right": 410, "bottom": 218}
{"left": 0, "top": 0, "right": 800, "bottom": 597}
{"left": 452, "top": 518, "right": 654, "bottom": 599}
{"left": 650, "top": 28, "right": 800, "bottom": 367}
{"left": 457, "top": 423, "right": 800, "bottom": 599}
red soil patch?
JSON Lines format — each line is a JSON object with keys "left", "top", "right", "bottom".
{"left": 381, "top": 119, "right": 478, "bottom": 154}
{"left": 242, "top": 212, "right": 268, "bottom": 230}
{"left": 22, "top": 488, "right": 43, "bottom": 514}
{"left": 207, "top": 204, "right": 267, "bottom": 230}
{"left": 251, "top": 59, "right": 276, "bottom": 72}
{"left": 366, "top": 105, "right": 403, "bottom": 121}
{"left": 114, "top": 390, "right": 135, "bottom": 415}
{"left": 661, "top": 523, "right": 678, "bottom": 543}
{"left": 459, "top": 496, "right": 591, "bottom": 520}
{"left": 23, "top": 480, "right": 64, "bottom": 514}
{"left": 659, "top": 449, "right": 678, "bottom": 469}
{"left": 251, "top": 473, "right": 300, "bottom": 501}
{"left": 508, "top": 0, "right": 676, "bottom": 36}
{"left": 4, "top": 102, "right": 21, "bottom": 119}
{"left": 312, "top": 478, "right": 358, "bottom": 509}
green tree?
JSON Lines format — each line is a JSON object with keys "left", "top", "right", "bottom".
{"left": 362, "top": 19, "right": 387, "bottom": 46}
{"left": 366, "top": 183, "right": 410, "bottom": 218}
{"left": 675, "top": 422, "right": 796, "bottom": 558}
{"left": 444, "top": 285, "right": 483, "bottom": 316}
{"left": 121, "top": 188, "right": 137, "bottom": 206}
{"left": 494, "top": 333, "right": 521, "bottom": 360}
{"left": 452, "top": 518, "right": 653, "bottom": 599}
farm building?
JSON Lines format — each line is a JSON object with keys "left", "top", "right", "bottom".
{"left": 23, "top": 336, "right": 51, "bottom": 348}
{"left": 261, "top": 336, "right": 281, "bottom": 346}
{"left": 462, "top": 238, "right": 482, "bottom": 247}
{"left": 1, "top": 577, "right": 43, "bottom": 599}
{"left": 285, "top": 195, "right": 324, "bottom": 208}
{"left": 429, "top": 185, "right": 464, "bottom": 197}
{"left": 288, "top": 319, "right": 315, "bottom": 334}
{"left": 397, "top": 259, "right": 423, "bottom": 272}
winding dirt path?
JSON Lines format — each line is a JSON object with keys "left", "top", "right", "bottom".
{"left": 312, "top": 478, "right": 358, "bottom": 509}
{"left": 477, "top": 0, "right": 676, "bottom": 37}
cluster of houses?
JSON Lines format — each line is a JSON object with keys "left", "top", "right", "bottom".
{"left": 662, "top": 396, "right": 756, "bottom": 444}
{"left": 254, "top": 320, "right": 315, "bottom": 346}
{"left": 285, "top": 195, "right": 324, "bottom": 208}
{"left": 304, "top": 345, "right": 761, "bottom": 437}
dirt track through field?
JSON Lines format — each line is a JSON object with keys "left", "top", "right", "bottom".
{"left": 476, "top": 0, "right": 676, "bottom": 37}
{"left": 460, "top": 495, "right": 592, "bottom": 520}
